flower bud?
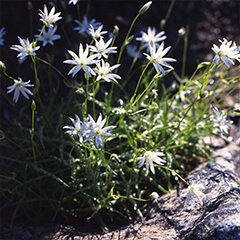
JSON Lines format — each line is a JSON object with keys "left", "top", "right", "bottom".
{"left": 113, "top": 25, "right": 119, "bottom": 37}
{"left": 0, "top": 61, "right": 6, "bottom": 72}
{"left": 31, "top": 100, "right": 36, "bottom": 111}
{"left": 160, "top": 19, "right": 166, "bottom": 29}
{"left": 149, "top": 192, "right": 159, "bottom": 200}
{"left": 139, "top": 1, "right": 152, "bottom": 15}
{"left": 178, "top": 27, "right": 186, "bottom": 37}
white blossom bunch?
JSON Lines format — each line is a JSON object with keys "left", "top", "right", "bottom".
{"left": 64, "top": 113, "right": 116, "bottom": 148}
{"left": 212, "top": 38, "right": 240, "bottom": 67}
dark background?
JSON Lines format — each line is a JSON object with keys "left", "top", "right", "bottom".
{"left": 1, "top": 0, "right": 240, "bottom": 87}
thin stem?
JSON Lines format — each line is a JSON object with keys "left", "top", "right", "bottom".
{"left": 31, "top": 56, "right": 54, "bottom": 132}
{"left": 115, "top": 12, "right": 141, "bottom": 70}
{"left": 159, "top": 165, "right": 189, "bottom": 185}
{"left": 30, "top": 101, "right": 36, "bottom": 163}
{"left": 181, "top": 29, "right": 188, "bottom": 79}
{"left": 130, "top": 62, "right": 151, "bottom": 107}
{"left": 161, "top": 0, "right": 176, "bottom": 30}
{"left": 35, "top": 56, "right": 70, "bottom": 84}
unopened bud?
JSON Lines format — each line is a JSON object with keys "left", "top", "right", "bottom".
{"left": 160, "top": 19, "right": 166, "bottom": 29}
{"left": 113, "top": 25, "right": 119, "bottom": 37}
{"left": 139, "top": 1, "right": 152, "bottom": 15}
{"left": 0, "top": 61, "right": 6, "bottom": 72}
{"left": 31, "top": 100, "right": 36, "bottom": 111}
{"left": 149, "top": 192, "right": 159, "bottom": 200}
{"left": 178, "top": 27, "right": 186, "bottom": 37}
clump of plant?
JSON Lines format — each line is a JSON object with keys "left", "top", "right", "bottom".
{"left": 0, "top": 0, "right": 239, "bottom": 230}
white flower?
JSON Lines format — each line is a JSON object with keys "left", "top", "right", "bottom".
{"left": 74, "top": 16, "right": 101, "bottom": 36}
{"left": 11, "top": 36, "right": 40, "bottom": 61}
{"left": 212, "top": 38, "right": 240, "bottom": 67}
{"left": 64, "top": 43, "right": 100, "bottom": 77}
{"left": 144, "top": 42, "right": 176, "bottom": 74}
{"left": 136, "top": 27, "right": 166, "bottom": 52}
{"left": 89, "top": 24, "right": 107, "bottom": 39}
{"left": 138, "top": 150, "right": 165, "bottom": 175}
{"left": 35, "top": 26, "right": 60, "bottom": 47}
{"left": 7, "top": 77, "right": 34, "bottom": 103}
{"left": 210, "top": 107, "right": 233, "bottom": 134}
{"left": 89, "top": 38, "right": 117, "bottom": 59}
{"left": 84, "top": 113, "right": 116, "bottom": 148}
{"left": 68, "top": 0, "right": 80, "bottom": 5}
{"left": 63, "top": 115, "right": 89, "bottom": 142}
{"left": 181, "top": 182, "right": 205, "bottom": 208}
{"left": 0, "top": 27, "right": 6, "bottom": 46}
{"left": 39, "top": 4, "right": 62, "bottom": 28}
{"left": 94, "top": 59, "right": 121, "bottom": 83}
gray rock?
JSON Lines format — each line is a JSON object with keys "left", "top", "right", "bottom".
{"left": 141, "top": 142, "right": 240, "bottom": 240}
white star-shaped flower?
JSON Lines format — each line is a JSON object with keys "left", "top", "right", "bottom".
{"left": 136, "top": 27, "right": 166, "bottom": 52}
{"left": 94, "top": 59, "right": 121, "bottom": 83}
{"left": 63, "top": 115, "right": 89, "bottom": 142}
{"left": 39, "top": 4, "right": 62, "bottom": 28}
{"left": 11, "top": 36, "right": 40, "bottom": 61}
{"left": 64, "top": 43, "right": 100, "bottom": 77}
{"left": 144, "top": 42, "right": 176, "bottom": 74}
{"left": 210, "top": 107, "right": 233, "bottom": 134}
{"left": 89, "top": 24, "right": 107, "bottom": 39}
{"left": 35, "top": 26, "right": 61, "bottom": 47}
{"left": 138, "top": 150, "right": 165, "bottom": 175}
{"left": 84, "top": 113, "right": 116, "bottom": 148}
{"left": 212, "top": 38, "right": 240, "bottom": 67}
{"left": 7, "top": 77, "right": 34, "bottom": 103}
{"left": 89, "top": 38, "right": 117, "bottom": 59}
{"left": 181, "top": 182, "right": 205, "bottom": 209}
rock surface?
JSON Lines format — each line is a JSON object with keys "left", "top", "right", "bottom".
{"left": 95, "top": 141, "right": 240, "bottom": 240}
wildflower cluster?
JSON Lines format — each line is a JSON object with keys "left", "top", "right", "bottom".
{"left": 64, "top": 113, "right": 116, "bottom": 148}
{"left": 1, "top": 0, "right": 239, "bottom": 229}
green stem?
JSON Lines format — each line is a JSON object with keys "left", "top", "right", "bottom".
{"left": 159, "top": 165, "right": 188, "bottom": 185}
{"left": 35, "top": 57, "right": 70, "bottom": 84}
{"left": 161, "top": 0, "right": 176, "bottom": 30}
{"left": 92, "top": 77, "right": 97, "bottom": 119}
{"left": 31, "top": 56, "right": 54, "bottom": 133}
{"left": 129, "top": 62, "right": 151, "bottom": 107}
{"left": 30, "top": 100, "right": 36, "bottom": 163}
{"left": 181, "top": 29, "right": 188, "bottom": 79}
{"left": 115, "top": 12, "right": 141, "bottom": 70}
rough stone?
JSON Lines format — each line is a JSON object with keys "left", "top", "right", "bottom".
{"left": 140, "top": 141, "right": 240, "bottom": 240}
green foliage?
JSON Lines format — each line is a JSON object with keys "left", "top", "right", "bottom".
{"left": 1, "top": 0, "right": 240, "bottom": 230}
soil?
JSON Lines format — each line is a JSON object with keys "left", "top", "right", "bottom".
{"left": 1, "top": 0, "right": 240, "bottom": 239}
